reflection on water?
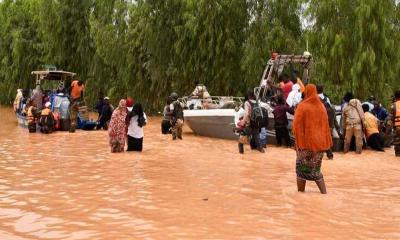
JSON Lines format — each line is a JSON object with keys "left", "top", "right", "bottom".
{"left": 0, "top": 106, "right": 399, "bottom": 239}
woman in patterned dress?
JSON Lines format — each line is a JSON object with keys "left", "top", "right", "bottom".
{"left": 108, "top": 99, "right": 128, "bottom": 153}
{"left": 293, "top": 84, "right": 332, "bottom": 194}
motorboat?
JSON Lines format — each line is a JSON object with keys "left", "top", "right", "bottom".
{"left": 182, "top": 53, "right": 344, "bottom": 150}
{"left": 183, "top": 97, "right": 243, "bottom": 140}
{"left": 14, "top": 67, "right": 96, "bottom": 131}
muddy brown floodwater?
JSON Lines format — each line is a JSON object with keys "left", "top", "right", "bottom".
{"left": 0, "top": 106, "right": 399, "bottom": 239}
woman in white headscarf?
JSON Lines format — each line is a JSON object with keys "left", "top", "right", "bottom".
{"left": 286, "top": 83, "right": 302, "bottom": 107}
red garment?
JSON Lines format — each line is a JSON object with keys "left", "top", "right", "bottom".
{"left": 273, "top": 104, "right": 294, "bottom": 126}
{"left": 109, "top": 99, "right": 128, "bottom": 152}
{"left": 293, "top": 84, "right": 332, "bottom": 152}
{"left": 281, "top": 81, "right": 293, "bottom": 100}
{"left": 126, "top": 97, "right": 134, "bottom": 107}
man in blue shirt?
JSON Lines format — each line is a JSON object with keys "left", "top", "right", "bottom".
{"left": 372, "top": 101, "right": 389, "bottom": 122}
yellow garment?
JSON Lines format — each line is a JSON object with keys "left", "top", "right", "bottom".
{"left": 27, "top": 106, "right": 36, "bottom": 124}
{"left": 41, "top": 108, "right": 51, "bottom": 116}
{"left": 364, "top": 112, "right": 379, "bottom": 138}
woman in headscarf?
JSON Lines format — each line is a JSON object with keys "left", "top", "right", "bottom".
{"left": 127, "top": 103, "right": 147, "bottom": 151}
{"left": 108, "top": 99, "right": 128, "bottom": 153}
{"left": 293, "top": 84, "right": 332, "bottom": 194}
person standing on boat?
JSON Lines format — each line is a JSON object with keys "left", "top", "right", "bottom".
{"left": 26, "top": 99, "right": 38, "bottom": 133}
{"left": 69, "top": 79, "right": 85, "bottom": 132}
{"left": 39, "top": 102, "right": 55, "bottom": 134}
{"left": 191, "top": 81, "right": 212, "bottom": 108}
{"left": 13, "top": 89, "right": 23, "bottom": 113}
{"left": 286, "top": 83, "right": 302, "bottom": 108}
{"left": 191, "top": 81, "right": 211, "bottom": 99}
{"left": 293, "top": 84, "right": 332, "bottom": 194}
{"left": 168, "top": 92, "right": 184, "bottom": 140}
{"left": 243, "top": 90, "right": 264, "bottom": 153}
{"left": 279, "top": 74, "right": 293, "bottom": 100}
{"left": 392, "top": 90, "right": 400, "bottom": 157}
{"left": 32, "top": 84, "right": 43, "bottom": 110}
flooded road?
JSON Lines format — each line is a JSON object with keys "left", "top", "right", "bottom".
{"left": 0, "top": 106, "right": 399, "bottom": 239}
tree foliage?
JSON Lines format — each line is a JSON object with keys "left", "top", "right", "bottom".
{"left": 0, "top": 0, "right": 399, "bottom": 110}
{"left": 307, "top": 0, "right": 400, "bottom": 103}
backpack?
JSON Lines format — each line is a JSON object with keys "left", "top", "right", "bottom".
{"left": 172, "top": 101, "right": 183, "bottom": 120}
{"left": 321, "top": 96, "right": 335, "bottom": 128}
{"left": 249, "top": 100, "right": 269, "bottom": 129}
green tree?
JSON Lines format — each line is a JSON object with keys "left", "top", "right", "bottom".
{"left": 242, "top": 0, "right": 303, "bottom": 89}
{"left": 307, "top": 0, "right": 399, "bottom": 103}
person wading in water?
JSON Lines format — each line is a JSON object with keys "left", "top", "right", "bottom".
{"left": 69, "top": 79, "right": 85, "bottom": 133}
{"left": 293, "top": 84, "right": 332, "bottom": 194}
{"left": 168, "top": 92, "right": 184, "bottom": 140}
{"left": 392, "top": 90, "right": 400, "bottom": 157}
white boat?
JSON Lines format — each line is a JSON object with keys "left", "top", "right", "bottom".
{"left": 184, "top": 108, "right": 238, "bottom": 140}
{"left": 182, "top": 53, "right": 344, "bottom": 150}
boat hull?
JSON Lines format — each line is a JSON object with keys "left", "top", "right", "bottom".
{"left": 184, "top": 109, "right": 237, "bottom": 140}
{"left": 16, "top": 112, "right": 28, "bottom": 127}
{"left": 184, "top": 109, "right": 344, "bottom": 151}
